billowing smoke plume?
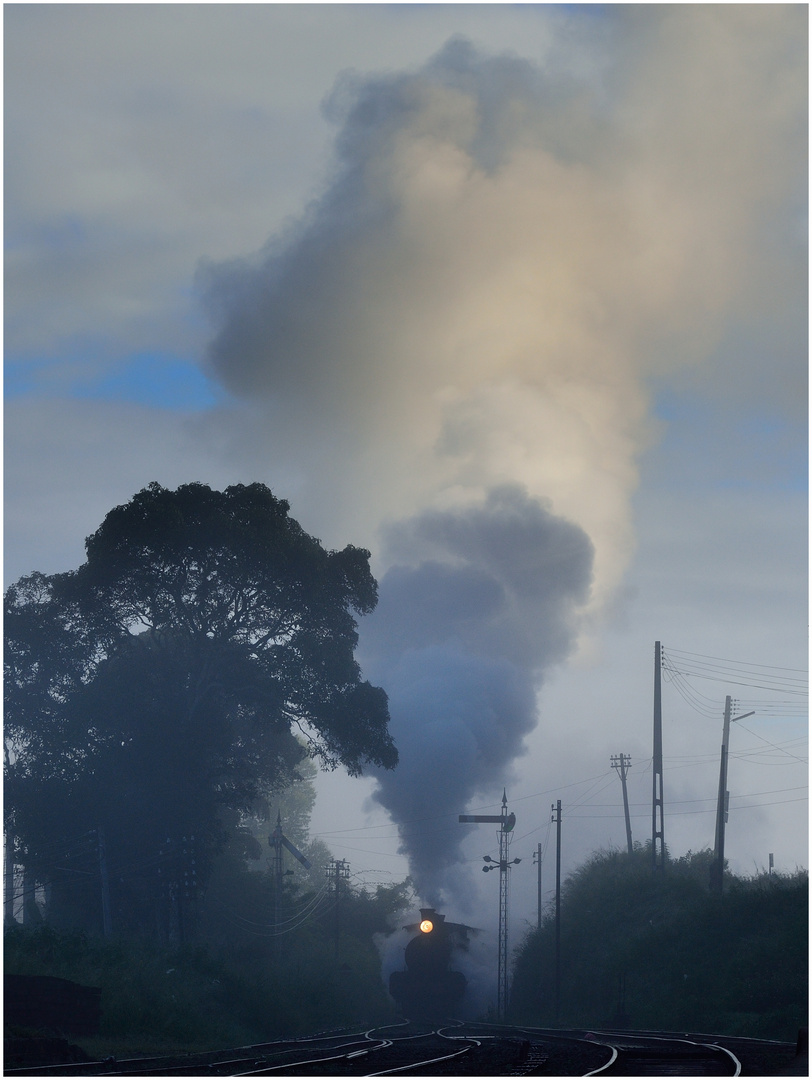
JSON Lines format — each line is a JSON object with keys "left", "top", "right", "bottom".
{"left": 198, "top": 36, "right": 651, "bottom": 600}
{"left": 198, "top": 16, "right": 804, "bottom": 902}
{"left": 359, "top": 486, "right": 593, "bottom": 909}
{"left": 200, "top": 18, "right": 803, "bottom": 604}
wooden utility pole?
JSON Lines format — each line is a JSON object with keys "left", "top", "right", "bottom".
{"left": 610, "top": 754, "right": 634, "bottom": 855}
{"left": 711, "top": 697, "right": 754, "bottom": 893}
{"left": 551, "top": 800, "right": 562, "bottom": 1023}
{"left": 270, "top": 812, "right": 311, "bottom": 956}
{"left": 326, "top": 858, "right": 350, "bottom": 961}
{"left": 97, "top": 827, "right": 113, "bottom": 937}
{"left": 533, "top": 842, "right": 542, "bottom": 930}
{"left": 4, "top": 745, "right": 14, "bottom": 925}
{"left": 5, "top": 839, "right": 15, "bottom": 925}
{"left": 652, "top": 642, "right": 665, "bottom": 870}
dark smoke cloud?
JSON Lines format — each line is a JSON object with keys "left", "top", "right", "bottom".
{"left": 359, "top": 486, "right": 593, "bottom": 911}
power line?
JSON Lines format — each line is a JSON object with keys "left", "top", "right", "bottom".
{"left": 662, "top": 647, "right": 808, "bottom": 681}
{"left": 662, "top": 647, "right": 808, "bottom": 704}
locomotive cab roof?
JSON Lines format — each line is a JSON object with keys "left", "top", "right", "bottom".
{"left": 402, "top": 907, "right": 478, "bottom": 940}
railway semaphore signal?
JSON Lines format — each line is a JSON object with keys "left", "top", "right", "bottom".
{"left": 459, "top": 789, "right": 518, "bottom": 1019}
{"left": 269, "top": 811, "right": 311, "bottom": 952}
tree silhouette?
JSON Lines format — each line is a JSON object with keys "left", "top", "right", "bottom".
{"left": 5, "top": 482, "right": 395, "bottom": 936}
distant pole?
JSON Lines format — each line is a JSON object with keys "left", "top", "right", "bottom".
{"left": 326, "top": 859, "right": 350, "bottom": 961}
{"left": 610, "top": 754, "right": 634, "bottom": 855}
{"left": 533, "top": 842, "right": 543, "bottom": 930}
{"left": 4, "top": 837, "right": 15, "bottom": 926}
{"left": 97, "top": 828, "right": 113, "bottom": 937}
{"left": 22, "top": 866, "right": 38, "bottom": 926}
{"left": 711, "top": 696, "right": 754, "bottom": 893}
{"left": 334, "top": 860, "right": 342, "bottom": 962}
{"left": 551, "top": 800, "right": 562, "bottom": 1023}
{"left": 271, "top": 813, "right": 283, "bottom": 951}
{"left": 270, "top": 812, "right": 311, "bottom": 955}
{"left": 4, "top": 746, "right": 15, "bottom": 925}
{"left": 652, "top": 642, "right": 665, "bottom": 870}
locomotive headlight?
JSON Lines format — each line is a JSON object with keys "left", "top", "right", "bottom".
{"left": 419, "top": 919, "right": 434, "bottom": 934}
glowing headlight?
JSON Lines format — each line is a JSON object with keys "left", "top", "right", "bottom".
{"left": 419, "top": 919, "right": 434, "bottom": 934}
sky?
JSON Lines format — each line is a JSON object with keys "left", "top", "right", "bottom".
{"left": 4, "top": 1, "right": 808, "bottom": 990}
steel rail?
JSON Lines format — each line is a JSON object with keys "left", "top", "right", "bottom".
{"left": 363, "top": 1021, "right": 483, "bottom": 1076}
{"left": 583, "top": 1042, "right": 618, "bottom": 1075}
{"left": 366, "top": 1044, "right": 473, "bottom": 1076}
{"left": 709, "top": 1042, "right": 743, "bottom": 1076}
{"left": 581, "top": 1029, "right": 742, "bottom": 1077}
{"left": 233, "top": 1039, "right": 394, "bottom": 1075}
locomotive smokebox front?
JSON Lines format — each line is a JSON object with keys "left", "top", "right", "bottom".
{"left": 389, "top": 908, "right": 468, "bottom": 1019}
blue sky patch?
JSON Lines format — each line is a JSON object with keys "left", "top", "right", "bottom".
{"left": 5, "top": 352, "right": 222, "bottom": 413}
{"left": 649, "top": 385, "right": 807, "bottom": 494}
{"left": 75, "top": 353, "right": 221, "bottom": 411}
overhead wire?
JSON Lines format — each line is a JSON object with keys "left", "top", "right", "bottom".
{"left": 662, "top": 646, "right": 808, "bottom": 683}
{"left": 661, "top": 646, "right": 808, "bottom": 712}
{"left": 207, "top": 879, "right": 332, "bottom": 937}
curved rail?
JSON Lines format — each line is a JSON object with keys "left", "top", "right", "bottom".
{"left": 583, "top": 1043, "right": 618, "bottom": 1075}
{"left": 581, "top": 1030, "right": 742, "bottom": 1076}
{"left": 5, "top": 1020, "right": 764, "bottom": 1076}
{"left": 367, "top": 1044, "right": 473, "bottom": 1076}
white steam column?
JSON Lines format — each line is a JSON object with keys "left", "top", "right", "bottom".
{"left": 459, "top": 790, "right": 520, "bottom": 1018}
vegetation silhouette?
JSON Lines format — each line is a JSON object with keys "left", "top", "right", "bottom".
{"left": 5, "top": 482, "right": 396, "bottom": 938}
{"left": 509, "top": 844, "right": 807, "bottom": 1041}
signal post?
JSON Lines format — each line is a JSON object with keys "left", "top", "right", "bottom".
{"left": 459, "top": 790, "right": 520, "bottom": 1019}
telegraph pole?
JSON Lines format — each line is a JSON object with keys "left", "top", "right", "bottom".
{"left": 610, "top": 754, "right": 634, "bottom": 855}
{"left": 652, "top": 642, "right": 665, "bottom": 870}
{"left": 326, "top": 858, "right": 350, "bottom": 961}
{"left": 5, "top": 837, "right": 15, "bottom": 926}
{"left": 4, "top": 745, "right": 14, "bottom": 926}
{"left": 551, "top": 800, "right": 562, "bottom": 1023}
{"left": 533, "top": 843, "right": 543, "bottom": 930}
{"left": 271, "top": 818, "right": 283, "bottom": 950}
{"left": 97, "top": 827, "right": 113, "bottom": 937}
{"left": 270, "top": 812, "right": 311, "bottom": 955}
{"left": 460, "top": 791, "right": 520, "bottom": 1019}
{"left": 711, "top": 696, "right": 754, "bottom": 893}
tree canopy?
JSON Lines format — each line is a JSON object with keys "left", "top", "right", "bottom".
{"left": 5, "top": 482, "right": 396, "bottom": 935}
{"left": 509, "top": 845, "right": 807, "bottom": 1041}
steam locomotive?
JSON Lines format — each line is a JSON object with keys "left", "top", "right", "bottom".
{"left": 388, "top": 908, "right": 469, "bottom": 1018}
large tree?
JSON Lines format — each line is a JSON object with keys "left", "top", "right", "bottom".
{"left": 5, "top": 482, "right": 396, "bottom": 935}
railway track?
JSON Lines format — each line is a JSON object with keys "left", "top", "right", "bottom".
{"left": 581, "top": 1031, "right": 740, "bottom": 1075}
{"left": 505, "top": 1023, "right": 804, "bottom": 1076}
{"left": 5, "top": 1020, "right": 801, "bottom": 1075}
{"left": 4, "top": 1021, "right": 527, "bottom": 1077}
